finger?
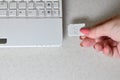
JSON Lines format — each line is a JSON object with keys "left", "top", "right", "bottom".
{"left": 99, "top": 36, "right": 110, "bottom": 41}
{"left": 99, "top": 38, "right": 117, "bottom": 47}
{"left": 94, "top": 42, "right": 104, "bottom": 51}
{"left": 107, "top": 39, "right": 117, "bottom": 47}
{"left": 80, "top": 37, "right": 95, "bottom": 47}
{"left": 103, "top": 42, "right": 113, "bottom": 57}
{"left": 112, "top": 47, "right": 120, "bottom": 58}
{"left": 80, "top": 36, "right": 86, "bottom": 40}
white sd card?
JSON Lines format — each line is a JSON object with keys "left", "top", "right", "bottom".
{"left": 68, "top": 23, "right": 85, "bottom": 37}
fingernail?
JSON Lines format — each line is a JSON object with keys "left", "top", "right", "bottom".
{"left": 80, "top": 28, "right": 90, "bottom": 35}
{"left": 80, "top": 36, "right": 82, "bottom": 40}
{"left": 80, "top": 43, "right": 83, "bottom": 47}
{"left": 80, "top": 36, "right": 86, "bottom": 40}
{"left": 93, "top": 45, "right": 96, "bottom": 49}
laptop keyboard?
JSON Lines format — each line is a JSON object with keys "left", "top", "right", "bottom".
{"left": 0, "top": 0, "right": 61, "bottom": 18}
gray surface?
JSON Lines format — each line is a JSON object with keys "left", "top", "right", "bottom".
{"left": 0, "top": 0, "right": 120, "bottom": 80}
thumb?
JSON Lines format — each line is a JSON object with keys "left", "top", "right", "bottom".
{"left": 80, "top": 16, "right": 120, "bottom": 41}
{"left": 80, "top": 24, "right": 112, "bottom": 39}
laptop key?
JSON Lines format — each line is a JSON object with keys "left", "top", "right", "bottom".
{"left": 27, "top": 10, "right": 37, "bottom": 17}
{"left": 18, "top": 10, "right": 26, "bottom": 17}
{"left": 36, "top": 1, "right": 45, "bottom": 9}
{"left": 0, "top": 10, "right": 7, "bottom": 17}
{"left": 0, "top": 1, "right": 7, "bottom": 9}
{"left": 19, "top": 1, "right": 26, "bottom": 9}
{"left": 9, "top": 1, "right": 17, "bottom": 9}
{"left": 28, "top": 1, "right": 35, "bottom": 9}
{"left": 9, "top": 10, "right": 16, "bottom": 17}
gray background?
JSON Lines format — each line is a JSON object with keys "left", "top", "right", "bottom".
{"left": 0, "top": 0, "right": 120, "bottom": 80}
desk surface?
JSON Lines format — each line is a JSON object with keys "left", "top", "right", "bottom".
{"left": 0, "top": 0, "right": 120, "bottom": 80}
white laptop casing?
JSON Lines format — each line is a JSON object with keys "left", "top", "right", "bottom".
{"left": 0, "top": 18, "right": 62, "bottom": 47}
{"left": 0, "top": 0, "right": 63, "bottom": 47}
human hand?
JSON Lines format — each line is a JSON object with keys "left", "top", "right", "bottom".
{"left": 80, "top": 16, "right": 120, "bottom": 58}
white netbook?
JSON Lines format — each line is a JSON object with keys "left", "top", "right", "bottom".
{"left": 0, "top": 0, "right": 63, "bottom": 47}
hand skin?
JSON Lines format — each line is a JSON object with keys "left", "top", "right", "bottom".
{"left": 80, "top": 16, "right": 120, "bottom": 58}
